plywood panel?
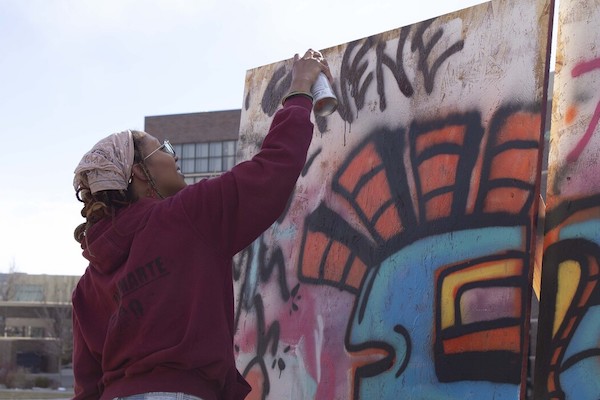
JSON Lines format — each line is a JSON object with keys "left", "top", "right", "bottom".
{"left": 535, "top": 1, "right": 600, "bottom": 399}
{"left": 235, "top": 0, "right": 552, "bottom": 398}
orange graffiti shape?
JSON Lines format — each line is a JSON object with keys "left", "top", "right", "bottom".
{"left": 418, "top": 154, "right": 460, "bottom": 195}
{"left": 495, "top": 112, "right": 541, "bottom": 144}
{"left": 355, "top": 169, "right": 401, "bottom": 228}
{"left": 244, "top": 368, "right": 265, "bottom": 400}
{"left": 425, "top": 192, "right": 453, "bottom": 220}
{"left": 323, "top": 241, "right": 352, "bottom": 282}
{"left": 374, "top": 203, "right": 403, "bottom": 240}
{"left": 482, "top": 187, "right": 531, "bottom": 214}
{"left": 442, "top": 325, "right": 521, "bottom": 354}
{"left": 414, "top": 124, "right": 467, "bottom": 154}
{"left": 300, "top": 230, "right": 368, "bottom": 291}
{"left": 301, "top": 231, "right": 330, "bottom": 279}
{"left": 565, "top": 105, "right": 578, "bottom": 125}
{"left": 489, "top": 148, "right": 538, "bottom": 183}
{"left": 345, "top": 258, "right": 368, "bottom": 290}
{"left": 337, "top": 142, "right": 382, "bottom": 192}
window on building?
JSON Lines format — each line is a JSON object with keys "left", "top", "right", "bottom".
{"left": 13, "top": 284, "right": 44, "bottom": 301}
{"left": 30, "top": 327, "right": 46, "bottom": 338}
{"left": 5, "top": 326, "right": 24, "bottom": 337}
{"left": 173, "top": 140, "right": 237, "bottom": 183}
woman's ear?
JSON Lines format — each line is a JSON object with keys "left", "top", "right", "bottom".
{"left": 131, "top": 164, "right": 149, "bottom": 183}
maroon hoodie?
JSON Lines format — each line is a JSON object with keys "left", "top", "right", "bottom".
{"left": 72, "top": 96, "right": 314, "bottom": 400}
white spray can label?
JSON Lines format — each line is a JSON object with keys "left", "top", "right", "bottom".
{"left": 311, "top": 73, "right": 338, "bottom": 117}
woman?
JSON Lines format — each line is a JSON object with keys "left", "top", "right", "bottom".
{"left": 71, "top": 49, "right": 332, "bottom": 400}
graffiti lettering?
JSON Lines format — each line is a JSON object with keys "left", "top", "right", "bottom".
{"left": 338, "top": 20, "right": 464, "bottom": 124}
{"left": 259, "top": 17, "right": 464, "bottom": 131}
{"left": 411, "top": 19, "right": 464, "bottom": 95}
{"left": 338, "top": 37, "right": 376, "bottom": 123}
{"left": 261, "top": 65, "right": 292, "bottom": 117}
{"left": 233, "top": 195, "right": 302, "bottom": 398}
{"left": 240, "top": 295, "right": 282, "bottom": 400}
{"left": 376, "top": 27, "right": 414, "bottom": 107}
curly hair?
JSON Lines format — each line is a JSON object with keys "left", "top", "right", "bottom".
{"left": 74, "top": 130, "right": 146, "bottom": 244}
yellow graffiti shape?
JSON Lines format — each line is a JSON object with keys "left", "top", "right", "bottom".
{"left": 553, "top": 260, "right": 581, "bottom": 336}
{"left": 440, "top": 258, "right": 523, "bottom": 329}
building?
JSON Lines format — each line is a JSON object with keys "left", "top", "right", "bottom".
{"left": 145, "top": 109, "right": 241, "bottom": 184}
{"left": 0, "top": 273, "right": 79, "bottom": 376}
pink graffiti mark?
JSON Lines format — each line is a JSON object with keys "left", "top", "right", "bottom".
{"left": 567, "top": 57, "right": 600, "bottom": 163}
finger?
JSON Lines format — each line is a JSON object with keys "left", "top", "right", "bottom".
{"left": 320, "top": 62, "right": 334, "bottom": 84}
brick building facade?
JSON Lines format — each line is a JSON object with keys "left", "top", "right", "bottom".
{"left": 145, "top": 109, "right": 241, "bottom": 184}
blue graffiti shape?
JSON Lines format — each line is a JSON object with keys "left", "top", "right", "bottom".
{"left": 296, "top": 105, "right": 541, "bottom": 399}
{"left": 393, "top": 324, "right": 411, "bottom": 377}
{"left": 347, "top": 227, "right": 525, "bottom": 400}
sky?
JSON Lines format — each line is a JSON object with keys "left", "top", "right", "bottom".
{"left": 1, "top": 0, "right": 556, "bottom": 277}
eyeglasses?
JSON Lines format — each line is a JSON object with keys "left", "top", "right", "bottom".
{"left": 143, "top": 140, "right": 176, "bottom": 161}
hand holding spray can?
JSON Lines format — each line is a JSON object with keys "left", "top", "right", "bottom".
{"left": 311, "top": 73, "right": 338, "bottom": 117}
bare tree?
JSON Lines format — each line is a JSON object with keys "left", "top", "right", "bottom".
{"left": 38, "top": 302, "right": 73, "bottom": 378}
{"left": 1, "top": 258, "right": 18, "bottom": 301}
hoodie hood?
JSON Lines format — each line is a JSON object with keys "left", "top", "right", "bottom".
{"left": 82, "top": 199, "right": 154, "bottom": 274}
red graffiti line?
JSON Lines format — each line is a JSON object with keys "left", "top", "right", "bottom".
{"left": 567, "top": 57, "right": 600, "bottom": 163}
{"left": 571, "top": 58, "right": 600, "bottom": 77}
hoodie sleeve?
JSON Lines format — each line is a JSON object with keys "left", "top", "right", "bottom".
{"left": 72, "top": 314, "right": 103, "bottom": 399}
{"left": 180, "top": 95, "right": 314, "bottom": 256}
{"left": 72, "top": 285, "right": 103, "bottom": 400}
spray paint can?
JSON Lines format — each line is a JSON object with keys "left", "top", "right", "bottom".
{"left": 311, "top": 73, "right": 338, "bottom": 117}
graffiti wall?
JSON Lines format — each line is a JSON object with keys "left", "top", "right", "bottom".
{"left": 534, "top": 0, "right": 600, "bottom": 399}
{"left": 235, "top": 0, "right": 552, "bottom": 399}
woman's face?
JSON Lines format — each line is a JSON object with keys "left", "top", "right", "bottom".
{"left": 139, "top": 134, "right": 187, "bottom": 197}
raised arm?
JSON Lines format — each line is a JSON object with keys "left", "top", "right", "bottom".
{"left": 180, "top": 49, "right": 332, "bottom": 255}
